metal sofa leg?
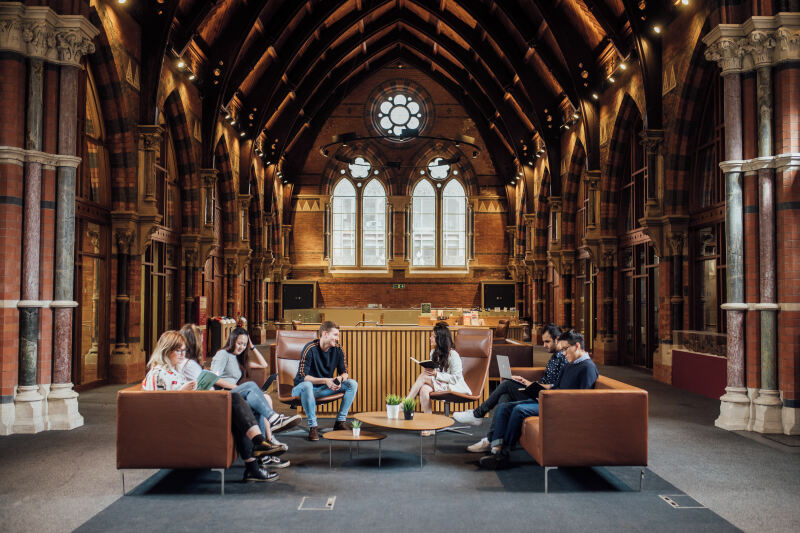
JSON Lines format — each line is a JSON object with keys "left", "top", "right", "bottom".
{"left": 639, "top": 469, "right": 645, "bottom": 492}
{"left": 437, "top": 401, "right": 473, "bottom": 436}
{"left": 212, "top": 468, "right": 225, "bottom": 495}
{"left": 544, "top": 466, "right": 556, "bottom": 494}
{"left": 120, "top": 471, "right": 125, "bottom": 496}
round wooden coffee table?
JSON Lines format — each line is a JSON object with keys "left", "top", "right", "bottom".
{"left": 321, "top": 430, "right": 387, "bottom": 468}
{"left": 354, "top": 412, "right": 454, "bottom": 468}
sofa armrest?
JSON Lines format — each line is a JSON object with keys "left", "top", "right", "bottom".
{"left": 509, "top": 367, "right": 545, "bottom": 382}
{"left": 537, "top": 388, "right": 648, "bottom": 467}
{"left": 246, "top": 367, "right": 268, "bottom": 388}
{"left": 117, "top": 389, "right": 234, "bottom": 469}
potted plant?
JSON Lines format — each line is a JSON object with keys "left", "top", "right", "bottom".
{"left": 351, "top": 419, "right": 362, "bottom": 438}
{"left": 402, "top": 397, "right": 416, "bottom": 420}
{"left": 385, "top": 394, "right": 402, "bottom": 419}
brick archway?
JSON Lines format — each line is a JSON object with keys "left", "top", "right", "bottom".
{"left": 214, "top": 137, "right": 238, "bottom": 246}
{"left": 163, "top": 90, "right": 201, "bottom": 233}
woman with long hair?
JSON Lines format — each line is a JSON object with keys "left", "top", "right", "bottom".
{"left": 405, "top": 321, "right": 471, "bottom": 435}
{"left": 141, "top": 330, "right": 281, "bottom": 482}
{"left": 207, "top": 327, "right": 300, "bottom": 437}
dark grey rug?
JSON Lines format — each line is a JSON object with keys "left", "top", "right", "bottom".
{"left": 76, "top": 423, "right": 739, "bottom": 533}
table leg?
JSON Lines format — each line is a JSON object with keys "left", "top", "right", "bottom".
{"left": 329, "top": 440, "right": 332, "bottom": 469}
{"left": 349, "top": 442, "right": 352, "bottom": 459}
{"left": 378, "top": 440, "right": 382, "bottom": 468}
{"left": 357, "top": 440, "right": 360, "bottom": 455}
{"left": 419, "top": 431, "right": 423, "bottom": 469}
{"left": 434, "top": 430, "right": 437, "bottom": 454}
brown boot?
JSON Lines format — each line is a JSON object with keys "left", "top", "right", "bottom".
{"left": 307, "top": 426, "right": 319, "bottom": 441}
{"left": 333, "top": 420, "right": 352, "bottom": 431}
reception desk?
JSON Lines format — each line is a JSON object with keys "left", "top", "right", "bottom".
{"left": 305, "top": 326, "right": 491, "bottom": 415}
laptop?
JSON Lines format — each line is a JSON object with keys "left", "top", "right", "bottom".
{"left": 495, "top": 355, "right": 526, "bottom": 385}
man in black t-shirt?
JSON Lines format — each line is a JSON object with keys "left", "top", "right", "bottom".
{"left": 291, "top": 321, "right": 358, "bottom": 441}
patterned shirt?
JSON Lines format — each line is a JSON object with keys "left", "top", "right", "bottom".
{"left": 141, "top": 365, "right": 187, "bottom": 391}
{"left": 540, "top": 351, "right": 568, "bottom": 385}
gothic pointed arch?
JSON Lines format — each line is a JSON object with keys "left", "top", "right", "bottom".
{"left": 214, "top": 137, "right": 238, "bottom": 246}
{"left": 163, "top": 90, "right": 201, "bottom": 234}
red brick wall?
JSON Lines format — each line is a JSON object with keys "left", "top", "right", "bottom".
{"left": 317, "top": 280, "right": 482, "bottom": 309}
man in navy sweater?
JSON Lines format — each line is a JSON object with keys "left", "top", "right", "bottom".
{"left": 479, "top": 330, "right": 598, "bottom": 469}
{"left": 292, "top": 321, "right": 358, "bottom": 441}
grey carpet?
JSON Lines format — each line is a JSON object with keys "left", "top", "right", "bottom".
{"left": 76, "top": 423, "right": 739, "bottom": 533}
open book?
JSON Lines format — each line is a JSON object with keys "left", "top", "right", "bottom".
{"left": 195, "top": 370, "right": 220, "bottom": 391}
{"left": 410, "top": 356, "right": 437, "bottom": 369}
{"left": 518, "top": 381, "right": 545, "bottom": 400}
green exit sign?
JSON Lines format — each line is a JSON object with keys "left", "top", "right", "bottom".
{"left": 392, "top": 283, "right": 405, "bottom": 289}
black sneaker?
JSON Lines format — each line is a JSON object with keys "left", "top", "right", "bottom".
{"left": 243, "top": 462, "right": 279, "bottom": 482}
{"left": 333, "top": 420, "right": 352, "bottom": 431}
{"left": 271, "top": 414, "right": 302, "bottom": 433}
{"left": 260, "top": 455, "right": 291, "bottom": 469}
{"left": 252, "top": 441, "right": 286, "bottom": 458}
{"left": 479, "top": 452, "right": 511, "bottom": 470}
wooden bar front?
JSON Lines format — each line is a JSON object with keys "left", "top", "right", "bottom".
{"left": 311, "top": 326, "right": 491, "bottom": 415}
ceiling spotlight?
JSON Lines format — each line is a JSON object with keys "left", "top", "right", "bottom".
{"left": 239, "top": 131, "right": 246, "bottom": 137}
{"left": 653, "top": 25, "right": 662, "bottom": 34}
{"left": 177, "top": 59, "right": 185, "bottom": 69}
{"left": 230, "top": 120, "right": 236, "bottom": 126}
{"left": 592, "top": 93, "right": 599, "bottom": 100}
{"left": 572, "top": 112, "right": 579, "bottom": 120}
{"left": 117, "top": 0, "right": 127, "bottom": 4}
{"left": 608, "top": 76, "right": 615, "bottom": 83}
{"left": 265, "top": 161, "right": 271, "bottom": 165}
{"left": 188, "top": 73, "right": 196, "bottom": 81}
{"left": 619, "top": 62, "right": 627, "bottom": 70}
{"left": 528, "top": 160, "right": 534, "bottom": 165}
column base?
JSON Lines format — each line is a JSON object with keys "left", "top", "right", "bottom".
{"left": 715, "top": 386, "right": 751, "bottom": 431}
{"left": 47, "top": 383, "right": 84, "bottom": 430}
{"left": 109, "top": 343, "right": 145, "bottom": 384}
{"left": 746, "top": 387, "right": 759, "bottom": 432}
{"left": 652, "top": 344, "right": 673, "bottom": 384}
{"left": 782, "top": 406, "right": 800, "bottom": 435}
{"left": 750, "top": 390, "right": 783, "bottom": 434}
{"left": 592, "top": 336, "right": 619, "bottom": 365}
{"left": 0, "top": 400, "right": 14, "bottom": 435}
{"left": 12, "top": 385, "right": 46, "bottom": 434}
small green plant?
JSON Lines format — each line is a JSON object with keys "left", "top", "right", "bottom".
{"left": 351, "top": 420, "right": 362, "bottom": 429}
{"left": 385, "top": 394, "right": 402, "bottom": 405}
{"left": 402, "top": 397, "right": 416, "bottom": 412}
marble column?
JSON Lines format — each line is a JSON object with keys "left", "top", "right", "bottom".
{"left": 752, "top": 48, "right": 782, "bottom": 433}
{"left": 668, "top": 232, "right": 686, "bottom": 331}
{"left": 184, "top": 248, "right": 197, "bottom": 323}
{"left": 706, "top": 38, "right": 750, "bottom": 429}
{"left": 225, "top": 257, "right": 237, "bottom": 317}
{"left": 14, "top": 58, "right": 46, "bottom": 433}
{"left": 48, "top": 63, "right": 83, "bottom": 430}
{"left": 111, "top": 229, "right": 133, "bottom": 365}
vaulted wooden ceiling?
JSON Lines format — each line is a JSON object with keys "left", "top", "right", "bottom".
{"left": 136, "top": 0, "right": 680, "bottom": 181}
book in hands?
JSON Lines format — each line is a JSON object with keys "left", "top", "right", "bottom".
{"left": 410, "top": 357, "right": 437, "bottom": 369}
{"left": 518, "top": 381, "right": 545, "bottom": 399}
{"left": 195, "top": 370, "right": 220, "bottom": 391}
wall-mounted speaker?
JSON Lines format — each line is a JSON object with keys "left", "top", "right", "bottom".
{"left": 481, "top": 282, "right": 516, "bottom": 309}
{"left": 281, "top": 282, "right": 317, "bottom": 310}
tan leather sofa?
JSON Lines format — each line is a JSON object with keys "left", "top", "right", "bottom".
{"left": 116, "top": 386, "right": 236, "bottom": 494}
{"left": 512, "top": 367, "right": 649, "bottom": 492}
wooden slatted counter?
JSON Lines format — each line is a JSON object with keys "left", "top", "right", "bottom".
{"left": 312, "top": 326, "right": 491, "bottom": 415}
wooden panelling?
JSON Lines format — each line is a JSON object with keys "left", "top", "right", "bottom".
{"left": 312, "top": 327, "right": 490, "bottom": 416}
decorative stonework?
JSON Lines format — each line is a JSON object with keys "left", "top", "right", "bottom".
{"left": 0, "top": 145, "right": 81, "bottom": 169}
{"left": 0, "top": 4, "right": 98, "bottom": 68}
{"left": 704, "top": 14, "right": 800, "bottom": 74}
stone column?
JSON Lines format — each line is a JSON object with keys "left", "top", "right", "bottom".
{"left": 706, "top": 34, "right": 750, "bottom": 431}
{"left": 667, "top": 231, "right": 686, "bottom": 331}
{"left": 109, "top": 228, "right": 133, "bottom": 379}
{"left": 749, "top": 32, "right": 782, "bottom": 434}
{"left": 183, "top": 247, "right": 198, "bottom": 323}
{"left": 49, "top": 63, "right": 84, "bottom": 430}
{"left": 562, "top": 258, "right": 574, "bottom": 330}
{"left": 225, "top": 256, "right": 237, "bottom": 317}
{"left": 14, "top": 58, "right": 46, "bottom": 434}
{"left": 640, "top": 130, "right": 665, "bottom": 208}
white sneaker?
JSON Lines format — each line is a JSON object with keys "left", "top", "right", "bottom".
{"left": 466, "top": 437, "right": 491, "bottom": 453}
{"left": 453, "top": 410, "right": 483, "bottom": 426}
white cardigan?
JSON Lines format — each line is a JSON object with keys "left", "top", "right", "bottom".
{"left": 432, "top": 349, "right": 471, "bottom": 395}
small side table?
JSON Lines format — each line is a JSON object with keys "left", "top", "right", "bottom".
{"left": 322, "top": 430, "right": 387, "bottom": 468}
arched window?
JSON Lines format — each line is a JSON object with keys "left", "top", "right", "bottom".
{"left": 412, "top": 179, "right": 436, "bottom": 266}
{"left": 362, "top": 179, "right": 386, "bottom": 266}
{"left": 411, "top": 177, "right": 468, "bottom": 269}
{"left": 332, "top": 179, "right": 357, "bottom": 266}
{"left": 689, "top": 71, "right": 726, "bottom": 333}
{"left": 442, "top": 180, "right": 466, "bottom": 266}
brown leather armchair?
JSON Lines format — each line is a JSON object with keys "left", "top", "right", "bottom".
{"left": 275, "top": 330, "right": 344, "bottom": 410}
{"left": 494, "top": 319, "right": 509, "bottom": 342}
{"left": 429, "top": 327, "right": 493, "bottom": 434}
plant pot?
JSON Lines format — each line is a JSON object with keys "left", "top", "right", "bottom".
{"left": 403, "top": 410, "right": 414, "bottom": 420}
{"left": 386, "top": 404, "right": 401, "bottom": 419}
{"left": 352, "top": 428, "right": 361, "bottom": 438}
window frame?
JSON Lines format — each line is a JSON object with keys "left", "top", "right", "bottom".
{"left": 329, "top": 176, "right": 389, "bottom": 272}
{"left": 409, "top": 176, "right": 469, "bottom": 273}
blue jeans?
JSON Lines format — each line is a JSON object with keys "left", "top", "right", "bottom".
{"left": 233, "top": 381, "right": 275, "bottom": 435}
{"left": 488, "top": 399, "right": 540, "bottom": 448}
{"left": 291, "top": 379, "right": 358, "bottom": 427}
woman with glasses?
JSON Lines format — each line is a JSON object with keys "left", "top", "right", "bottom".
{"left": 141, "top": 330, "right": 282, "bottom": 482}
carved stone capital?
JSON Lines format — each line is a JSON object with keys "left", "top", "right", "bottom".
{"left": 667, "top": 231, "right": 687, "bottom": 257}
{"left": 113, "top": 228, "right": 134, "bottom": 255}
{"left": 199, "top": 168, "right": 219, "bottom": 186}
{"left": 0, "top": 4, "right": 98, "bottom": 67}
{"left": 137, "top": 125, "right": 163, "bottom": 151}
{"left": 776, "top": 26, "right": 800, "bottom": 61}
{"left": 639, "top": 129, "right": 665, "bottom": 155}
{"left": 744, "top": 30, "right": 777, "bottom": 68}
{"left": 705, "top": 36, "right": 746, "bottom": 74}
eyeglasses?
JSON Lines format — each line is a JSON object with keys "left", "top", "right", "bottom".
{"left": 174, "top": 348, "right": 187, "bottom": 353}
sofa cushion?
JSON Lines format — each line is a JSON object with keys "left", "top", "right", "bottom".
{"left": 520, "top": 417, "right": 542, "bottom": 465}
